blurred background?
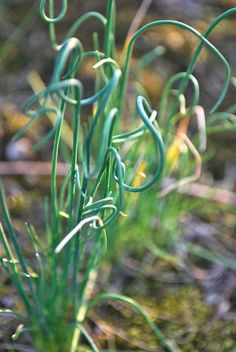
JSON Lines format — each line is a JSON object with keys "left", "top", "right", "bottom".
{"left": 0, "top": 1, "right": 236, "bottom": 351}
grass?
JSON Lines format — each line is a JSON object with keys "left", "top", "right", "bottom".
{"left": 0, "top": 1, "right": 236, "bottom": 351}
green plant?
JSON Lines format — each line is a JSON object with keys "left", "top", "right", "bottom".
{"left": 108, "top": 8, "right": 236, "bottom": 251}
{"left": 0, "top": 1, "right": 236, "bottom": 351}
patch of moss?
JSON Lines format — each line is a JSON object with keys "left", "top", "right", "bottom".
{"left": 95, "top": 287, "right": 236, "bottom": 351}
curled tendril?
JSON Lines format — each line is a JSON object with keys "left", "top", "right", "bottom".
{"left": 83, "top": 63, "right": 122, "bottom": 178}
{"left": 40, "top": 0, "right": 106, "bottom": 50}
{"left": 92, "top": 147, "right": 125, "bottom": 230}
{"left": 14, "top": 80, "right": 81, "bottom": 147}
{"left": 118, "top": 96, "right": 165, "bottom": 192}
{"left": 50, "top": 38, "right": 84, "bottom": 82}
{"left": 65, "top": 12, "right": 107, "bottom": 40}
{"left": 119, "top": 19, "right": 230, "bottom": 117}
{"left": 40, "top": 0, "right": 67, "bottom": 23}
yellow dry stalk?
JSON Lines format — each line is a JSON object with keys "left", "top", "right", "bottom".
{"left": 166, "top": 115, "right": 190, "bottom": 171}
{"left": 160, "top": 132, "right": 202, "bottom": 197}
{"left": 132, "top": 161, "right": 147, "bottom": 188}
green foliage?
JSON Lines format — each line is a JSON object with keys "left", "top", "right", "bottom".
{"left": 1, "top": 1, "right": 236, "bottom": 351}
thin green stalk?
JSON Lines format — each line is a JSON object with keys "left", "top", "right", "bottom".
{"left": 104, "top": 0, "right": 116, "bottom": 58}
{"left": 0, "top": 223, "right": 32, "bottom": 315}
{"left": 0, "top": 183, "right": 45, "bottom": 323}
{"left": 88, "top": 293, "right": 178, "bottom": 352}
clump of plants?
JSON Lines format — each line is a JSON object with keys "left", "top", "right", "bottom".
{"left": 0, "top": 1, "right": 236, "bottom": 351}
